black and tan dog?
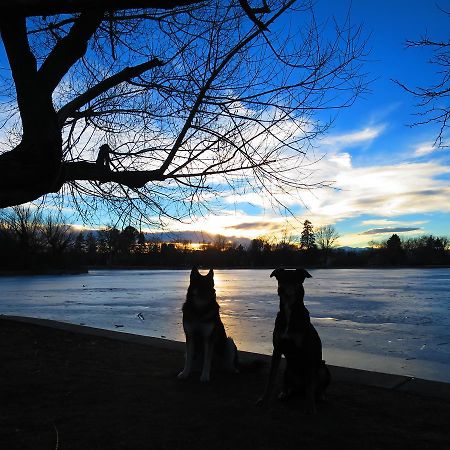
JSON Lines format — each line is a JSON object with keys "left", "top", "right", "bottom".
{"left": 178, "top": 267, "right": 238, "bottom": 382}
{"left": 259, "top": 268, "right": 330, "bottom": 412}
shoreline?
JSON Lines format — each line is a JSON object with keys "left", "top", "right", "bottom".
{"left": 2, "top": 311, "right": 449, "bottom": 384}
{"left": 4, "top": 314, "right": 450, "bottom": 400}
{"left": 0, "top": 268, "right": 88, "bottom": 276}
{"left": 1, "top": 265, "right": 450, "bottom": 276}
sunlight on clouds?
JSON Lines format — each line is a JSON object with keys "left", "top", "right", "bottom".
{"left": 309, "top": 157, "right": 450, "bottom": 220}
{"left": 215, "top": 133, "right": 450, "bottom": 246}
{"left": 220, "top": 127, "right": 450, "bottom": 237}
{"left": 131, "top": 112, "right": 450, "bottom": 249}
{"left": 153, "top": 211, "right": 287, "bottom": 240}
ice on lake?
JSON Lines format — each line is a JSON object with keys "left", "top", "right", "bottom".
{"left": 1, "top": 268, "right": 449, "bottom": 382}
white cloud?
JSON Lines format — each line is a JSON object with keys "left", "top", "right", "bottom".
{"left": 328, "top": 152, "right": 352, "bottom": 168}
{"left": 307, "top": 159, "right": 450, "bottom": 220}
{"left": 320, "top": 125, "right": 385, "bottom": 148}
{"left": 414, "top": 143, "right": 435, "bottom": 157}
{"left": 222, "top": 139, "right": 450, "bottom": 226}
{"left": 412, "top": 142, "right": 448, "bottom": 158}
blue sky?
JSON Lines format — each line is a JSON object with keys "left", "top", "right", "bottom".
{"left": 1, "top": 1, "right": 449, "bottom": 247}
{"left": 307, "top": 0, "right": 450, "bottom": 246}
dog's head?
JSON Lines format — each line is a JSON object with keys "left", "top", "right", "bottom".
{"left": 187, "top": 267, "right": 216, "bottom": 308}
{"left": 270, "top": 268, "right": 312, "bottom": 306}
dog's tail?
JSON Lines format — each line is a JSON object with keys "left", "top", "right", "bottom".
{"left": 225, "top": 337, "right": 266, "bottom": 374}
{"left": 320, "top": 360, "right": 331, "bottom": 384}
{"left": 220, "top": 337, "right": 239, "bottom": 373}
{"left": 234, "top": 340, "right": 266, "bottom": 374}
{"left": 317, "top": 360, "right": 331, "bottom": 401}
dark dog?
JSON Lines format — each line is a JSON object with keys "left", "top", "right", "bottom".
{"left": 258, "top": 268, "right": 330, "bottom": 412}
{"left": 178, "top": 267, "right": 238, "bottom": 382}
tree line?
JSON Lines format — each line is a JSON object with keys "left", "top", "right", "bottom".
{"left": 0, "top": 208, "right": 449, "bottom": 272}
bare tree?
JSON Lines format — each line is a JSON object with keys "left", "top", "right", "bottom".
{"left": 43, "top": 214, "right": 74, "bottom": 255}
{"left": 0, "top": 0, "right": 367, "bottom": 224}
{"left": 393, "top": 9, "right": 449, "bottom": 148}
{"left": 0, "top": 205, "right": 43, "bottom": 253}
{"left": 315, "top": 224, "right": 339, "bottom": 254}
{"left": 212, "top": 234, "right": 228, "bottom": 252}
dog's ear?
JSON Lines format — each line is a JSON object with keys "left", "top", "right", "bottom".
{"left": 270, "top": 268, "right": 283, "bottom": 279}
{"left": 206, "top": 268, "right": 215, "bottom": 286}
{"left": 296, "top": 268, "right": 312, "bottom": 282}
{"left": 190, "top": 266, "right": 200, "bottom": 281}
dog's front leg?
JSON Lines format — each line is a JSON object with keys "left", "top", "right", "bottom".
{"left": 200, "top": 338, "right": 214, "bottom": 382}
{"left": 257, "top": 348, "right": 281, "bottom": 405}
{"left": 178, "top": 334, "right": 194, "bottom": 379}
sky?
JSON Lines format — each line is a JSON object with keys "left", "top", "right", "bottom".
{"left": 146, "top": 0, "right": 450, "bottom": 247}
{"left": 1, "top": 1, "right": 449, "bottom": 248}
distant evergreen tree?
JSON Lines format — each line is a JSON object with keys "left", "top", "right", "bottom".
{"left": 385, "top": 234, "right": 404, "bottom": 265}
{"left": 74, "top": 232, "right": 86, "bottom": 254}
{"left": 300, "top": 220, "right": 316, "bottom": 250}
{"left": 120, "top": 226, "right": 139, "bottom": 253}
{"left": 386, "top": 234, "right": 402, "bottom": 251}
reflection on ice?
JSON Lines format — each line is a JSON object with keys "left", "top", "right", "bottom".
{"left": 1, "top": 268, "right": 450, "bottom": 382}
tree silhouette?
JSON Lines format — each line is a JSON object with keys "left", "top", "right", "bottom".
{"left": 43, "top": 213, "right": 74, "bottom": 255}
{"left": 315, "top": 224, "right": 339, "bottom": 264}
{"left": 300, "top": 219, "right": 315, "bottom": 250}
{"left": 0, "top": 0, "right": 367, "bottom": 223}
{"left": 394, "top": 8, "right": 449, "bottom": 148}
{"left": 119, "top": 225, "right": 139, "bottom": 253}
{"left": 0, "top": 207, "right": 448, "bottom": 268}
{"left": 74, "top": 232, "right": 86, "bottom": 254}
{"left": 384, "top": 233, "right": 404, "bottom": 265}
{"left": 0, "top": 205, "right": 43, "bottom": 255}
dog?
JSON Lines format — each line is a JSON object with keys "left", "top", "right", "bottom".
{"left": 258, "top": 268, "right": 330, "bottom": 412}
{"left": 178, "top": 267, "right": 238, "bottom": 382}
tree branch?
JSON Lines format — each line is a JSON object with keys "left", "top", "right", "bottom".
{"left": 0, "top": 0, "right": 204, "bottom": 17}
{"left": 238, "top": 0, "right": 270, "bottom": 31}
{"left": 158, "top": 0, "right": 295, "bottom": 175}
{"left": 57, "top": 57, "right": 165, "bottom": 126}
{"left": 0, "top": 15, "right": 43, "bottom": 137}
{"left": 61, "top": 161, "right": 165, "bottom": 188}
{"left": 38, "top": 11, "right": 104, "bottom": 94}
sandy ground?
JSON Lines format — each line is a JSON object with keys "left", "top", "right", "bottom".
{"left": 1, "top": 317, "right": 449, "bottom": 450}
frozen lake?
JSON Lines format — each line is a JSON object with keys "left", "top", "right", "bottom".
{"left": 1, "top": 268, "right": 450, "bottom": 382}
